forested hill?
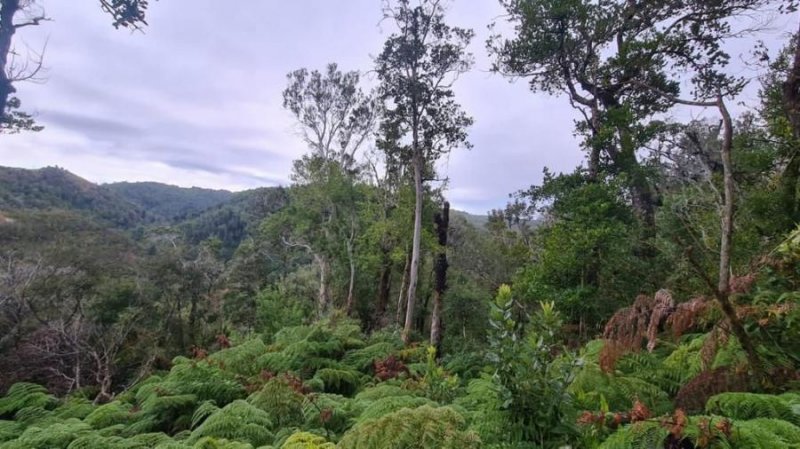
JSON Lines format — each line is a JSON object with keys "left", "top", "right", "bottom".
{"left": 0, "top": 166, "right": 147, "bottom": 228}
{"left": 106, "top": 181, "right": 235, "bottom": 223}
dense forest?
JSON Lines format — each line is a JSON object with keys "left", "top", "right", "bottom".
{"left": 3, "top": 0, "right": 800, "bottom": 448}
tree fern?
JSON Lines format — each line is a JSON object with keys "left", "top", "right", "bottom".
{"left": 354, "top": 395, "right": 435, "bottom": 424}
{"left": 302, "top": 393, "right": 357, "bottom": 436}
{"left": 311, "top": 368, "right": 363, "bottom": 396}
{"left": 84, "top": 400, "right": 134, "bottom": 429}
{"left": 730, "top": 418, "right": 800, "bottom": 448}
{"left": 0, "top": 383, "right": 57, "bottom": 418}
{"left": 52, "top": 397, "right": 96, "bottom": 421}
{"left": 247, "top": 378, "right": 305, "bottom": 428}
{"left": 341, "top": 342, "right": 398, "bottom": 372}
{"left": 188, "top": 400, "right": 273, "bottom": 447}
{"left": 280, "top": 431, "right": 334, "bottom": 449}
{"left": 208, "top": 338, "right": 269, "bottom": 377}
{"left": 596, "top": 421, "right": 669, "bottom": 449}
{"left": 706, "top": 393, "right": 799, "bottom": 425}
{"left": 337, "top": 405, "right": 480, "bottom": 449}
{"left": 0, "top": 421, "right": 20, "bottom": 443}
{"left": 0, "top": 419, "right": 92, "bottom": 449}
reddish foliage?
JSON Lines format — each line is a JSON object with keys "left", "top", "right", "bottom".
{"left": 631, "top": 399, "right": 651, "bottom": 422}
{"left": 373, "top": 355, "right": 409, "bottom": 381}
{"left": 319, "top": 408, "right": 333, "bottom": 423}
{"left": 715, "top": 418, "right": 732, "bottom": 438}
{"left": 667, "top": 296, "right": 713, "bottom": 338}
{"left": 216, "top": 334, "right": 231, "bottom": 349}
{"left": 730, "top": 274, "right": 756, "bottom": 294}
{"left": 669, "top": 409, "right": 688, "bottom": 439}
{"left": 674, "top": 367, "right": 750, "bottom": 413}
{"left": 191, "top": 346, "right": 208, "bottom": 360}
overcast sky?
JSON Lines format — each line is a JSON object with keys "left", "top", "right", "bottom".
{"left": 1, "top": 1, "right": 795, "bottom": 214}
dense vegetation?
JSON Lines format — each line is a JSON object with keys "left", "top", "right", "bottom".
{"left": 2, "top": 0, "right": 800, "bottom": 448}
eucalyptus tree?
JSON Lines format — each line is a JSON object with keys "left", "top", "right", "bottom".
{"left": 281, "top": 63, "right": 378, "bottom": 316}
{"left": 376, "top": 0, "right": 473, "bottom": 343}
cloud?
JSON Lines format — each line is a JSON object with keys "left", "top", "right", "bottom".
{"left": 3, "top": 0, "right": 793, "bottom": 215}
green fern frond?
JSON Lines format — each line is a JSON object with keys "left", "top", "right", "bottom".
{"left": 192, "top": 401, "right": 220, "bottom": 429}
{"left": 84, "top": 401, "right": 133, "bottom": 429}
{"left": 279, "top": 431, "right": 334, "bottom": 449}
{"left": 337, "top": 405, "right": 480, "bottom": 449}
{"left": 0, "top": 383, "right": 57, "bottom": 418}
{"left": 706, "top": 393, "right": 799, "bottom": 425}
{"left": 188, "top": 400, "right": 273, "bottom": 447}
{"left": 247, "top": 379, "right": 304, "bottom": 428}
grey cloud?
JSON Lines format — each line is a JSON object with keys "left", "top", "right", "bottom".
{"left": 42, "top": 110, "right": 142, "bottom": 139}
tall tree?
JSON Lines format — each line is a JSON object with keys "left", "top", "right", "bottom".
{"left": 490, "top": 0, "right": 775, "bottom": 243}
{"left": 281, "top": 63, "right": 377, "bottom": 315}
{"left": 376, "top": 0, "right": 473, "bottom": 344}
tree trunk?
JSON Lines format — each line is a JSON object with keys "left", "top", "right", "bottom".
{"left": 396, "top": 250, "right": 411, "bottom": 325}
{"left": 314, "top": 253, "right": 331, "bottom": 317}
{"left": 345, "top": 240, "right": 356, "bottom": 315}
{"left": 0, "top": 0, "right": 20, "bottom": 121}
{"left": 403, "top": 150, "right": 424, "bottom": 344}
{"left": 375, "top": 248, "right": 392, "bottom": 325}
{"left": 781, "top": 24, "right": 800, "bottom": 227}
{"left": 430, "top": 201, "right": 449, "bottom": 354}
{"left": 716, "top": 97, "right": 763, "bottom": 379}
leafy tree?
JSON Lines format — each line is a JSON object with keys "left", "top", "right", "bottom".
{"left": 376, "top": 0, "right": 473, "bottom": 344}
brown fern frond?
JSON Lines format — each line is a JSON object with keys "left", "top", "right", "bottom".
{"left": 700, "top": 326, "right": 730, "bottom": 371}
{"left": 604, "top": 294, "right": 653, "bottom": 351}
{"left": 599, "top": 339, "right": 627, "bottom": 373}
{"left": 674, "top": 366, "right": 749, "bottom": 413}
{"left": 730, "top": 273, "right": 756, "bottom": 294}
{"left": 666, "top": 296, "right": 713, "bottom": 338}
{"left": 646, "top": 290, "right": 675, "bottom": 352}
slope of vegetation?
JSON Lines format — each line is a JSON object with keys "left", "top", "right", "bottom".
{"left": 2, "top": 0, "right": 800, "bottom": 448}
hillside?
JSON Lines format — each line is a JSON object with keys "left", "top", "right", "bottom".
{"left": 106, "top": 181, "right": 235, "bottom": 223}
{"left": 0, "top": 166, "right": 147, "bottom": 228}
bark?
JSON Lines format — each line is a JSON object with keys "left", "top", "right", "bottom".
{"left": 0, "top": 0, "right": 20, "bottom": 119}
{"left": 403, "top": 149, "right": 423, "bottom": 344}
{"left": 430, "top": 201, "right": 449, "bottom": 354}
{"left": 375, "top": 248, "right": 392, "bottom": 324}
{"left": 314, "top": 253, "right": 331, "bottom": 317}
{"left": 396, "top": 250, "right": 411, "bottom": 325}
{"left": 716, "top": 97, "right": 763, "bottom": 379}
{"left": 344, "top": 219, "right": 356, "bottom": 315}
{"left": 781, "top": 24, "right": 800, "bottom": 227}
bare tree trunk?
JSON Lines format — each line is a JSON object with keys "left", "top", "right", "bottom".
{"left": 396, "top": 250, "right": 410, "bottom": 325}
{"left": 0, "top": 0, "right": 20, "bottom": 120}
{"left": 403, "top": 150, "right": 424, "bottom": 344}
{"left": 430, "top": 201, "right": 449, "bottom": 354}
{"left": 345, "top": 240, "right": 356, "bottom": 315}
{"left": 314, "top": 254, "right": 331, "bottom": 317}
{"left": 375, "top": 249, "right": 392, "bottom": 326}
{"left": 716, "top": 97, "right": 762, "bottom": 378}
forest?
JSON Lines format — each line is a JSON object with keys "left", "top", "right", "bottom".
{"left": 2, "top": 0, "right": 800, "bottom": 448}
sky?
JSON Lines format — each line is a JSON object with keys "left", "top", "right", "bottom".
{"left": 0, "top": 1, "right": 796, "bottom": 214}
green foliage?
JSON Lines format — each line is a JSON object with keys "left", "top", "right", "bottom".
{"left": 0, "top": 383, "right": 57, "bottom": 418}
{"left": 337, "top": 405, "right": 480, "bottom": 449}
{"left": 188, "top": 400, "right": 273, "bottom": 447}
{"left": 247, "top": 378, "right": 305, "bottom": 428}
{"left": 486, "top": 285, "right": 581, "bottom": 447}
{"left": 706, "top": 393, "right": 800, "bottom": 425}
{"left": 280, "top": 431, "right": 334, "bottom": 449}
